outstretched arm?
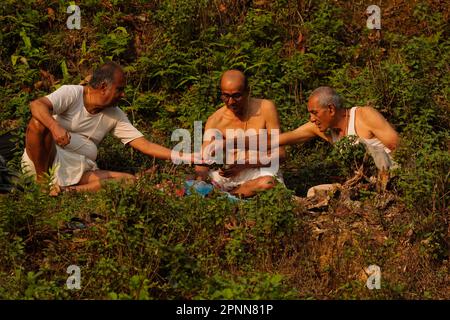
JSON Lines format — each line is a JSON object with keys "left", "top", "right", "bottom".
{"left": 279, "top": 121, "right": 328, "bottom": 146}
{"left": 279, "top": 121, "right": 329, "bottom": 146}
{"left": 194, "top": 115, "right": 220, "bottom": 180}
{"left": 129, "top": 137, "right": 195, "bottom": 163}
{"left": 263, "top": 100, "right": 286, "bottom": 162}
{"left": 225, "top": 119, "right": 327, "bottom": 151}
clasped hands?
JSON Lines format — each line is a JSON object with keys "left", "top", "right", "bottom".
{"left": 50, "top": 123, "right": 71, "bottom": 148}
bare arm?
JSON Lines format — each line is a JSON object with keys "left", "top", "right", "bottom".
{"left": 263, "top": 100, "right": 286, "bottom": 162}
{"left": 228, "top": 120, "right": 328, "bottom": 149}
{"left": 219, "top": 100, "right": 285, "bottom": 177}
{"left": 128, "top": 137, "right": 173, "bottom": 160}
{"left": 129, "top": 137, "right": 196, "bottom": 163}
{"left": 30, "top": 97, "right": 71, "bottom": 147}
{"left": 361, "top": 107, "right": 399, "bottom": 151}
{"left": 194, "top": 115, "right": 218, "bottom": 179}
{"left": 279, "top": 121, "right": 327, "bottom": 146}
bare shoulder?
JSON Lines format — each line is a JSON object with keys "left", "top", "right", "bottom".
{"left": 205, "top": 106, "right": 226, "bottom": 127}
{"left": 260, "top": 99, "right": 277, "bottom": 111}
{"left": 358, "top": 106, "right": 384, "bottom": 118}
{"left": 356, "top": 106, "right": 399, "bottom": 149}
{"left": 358, "top": 106, "right": 386, "bottom": 127}
{"left": 258, "top": 99, "right": 278, "bottom": 119}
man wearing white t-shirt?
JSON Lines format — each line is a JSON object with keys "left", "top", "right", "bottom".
{"left": 23, "top": 62, "right": 193, "bottom": 193}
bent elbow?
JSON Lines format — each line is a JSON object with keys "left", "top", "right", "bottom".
{"left": 389, "top": 135, "right": 400, "bottom": 152}
{"left": 29, "top": 101, "right": 38, "bottom": 114}
{"left": 29, "top": 99, "right": 47, "bottom": 118}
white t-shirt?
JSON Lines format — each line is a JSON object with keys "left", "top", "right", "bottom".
{"left": 22, "top": 85, "right": 144, "bottom": 186}
{"left": 49, "top": 85, "right": 143, "bottom": 159}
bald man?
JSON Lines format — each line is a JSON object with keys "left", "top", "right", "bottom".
{"left": 280, "top": 86, "right": 399, "bottom": 175}
{"left": 195, "top": 70, "right": 285, "bottom": 197}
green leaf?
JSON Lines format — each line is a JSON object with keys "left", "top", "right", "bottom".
{"left": 19, "top": 29, "right": 31, "bottom": 50}
{"left": 81, "top": 40, "right": 87, "bottom": 56}
{"left": 11, "top": 55, "right": 19, "bottom": 66}
{"left": 60, "top": 60, "right": 69, "bottom": 79}
{"left": 114, "top": 27, "right": 128, "bottom": 35}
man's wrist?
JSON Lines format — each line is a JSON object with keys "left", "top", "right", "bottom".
{"left": 48, "top": 120, "right": 59, "bottom": 133}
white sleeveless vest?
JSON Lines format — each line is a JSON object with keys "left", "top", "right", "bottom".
{"left": 331, "top": 107, "right": 395, "bottom": 170}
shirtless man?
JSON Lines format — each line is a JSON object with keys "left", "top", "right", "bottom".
{"left": 23, "top": 62, "right": 195, "bottom": 193}
{"left": 280, "top": 86, "right": 399, "bottom": 173}
{"left": 195, "top": 70, "right": 285, "bottom": 197}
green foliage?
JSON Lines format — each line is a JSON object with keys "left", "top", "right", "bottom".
{"left": 394, "top": 125, "right": 449, "bottom": 214}
{"left": 326, "top": 135, "right": 371, "bottom": 177}
{"left": 0, "top": 176, "right": 302, "bottom": 299}
{"left": 197, "top": 272, "right": 298, "bottom": 299}
{"left": 0, "top": 0, "right": 448, "bottom": 299}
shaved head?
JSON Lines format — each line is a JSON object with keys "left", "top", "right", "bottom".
{"left": 219, "top": 69, "right": 249, "bottom": 116}
{"left": 220, "top": 70, "right": 248, "bottom": 92}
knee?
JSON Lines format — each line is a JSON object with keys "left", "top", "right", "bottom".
{"left": 255, "top": 176, "right": 277, "bottom": 190}
{"left": 27, "top": 117, "right": 47, "bottom": 134}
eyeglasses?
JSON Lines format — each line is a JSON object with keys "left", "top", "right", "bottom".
{"left": 220, "top": 92, "right": 244, "bottom": 102}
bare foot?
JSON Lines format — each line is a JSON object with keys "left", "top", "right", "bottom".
{"left": 136, "top": 165, "right": 158, "bottom": 179}
{"left": 49, "top": 183, "right": 61, "bottom": 197}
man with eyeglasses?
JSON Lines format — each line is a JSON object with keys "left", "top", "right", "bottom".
{"left": 195, "top": 70, "right": 285, "bottom": 198}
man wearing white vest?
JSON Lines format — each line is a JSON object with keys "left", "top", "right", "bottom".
{"left": 279, "top": 86, "right": 399, "bottom": 171}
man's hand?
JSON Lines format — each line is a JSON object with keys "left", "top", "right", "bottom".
{"left": 191, "top": 152, "right": 204, "bottom": 165}
{"left": 50, "top": 123, "right": 71, "bottom": 148}
{"left": 219, "top": 164, "right": 246, "bottom": 178}
{"left": 29, "top": 96, "right": 71, "bottom": 148}
{"left": 175, "top": 151, "right": 204, "bottom": 165}
{"left": 195, "top": 165, "right": 210, "bottom": 181}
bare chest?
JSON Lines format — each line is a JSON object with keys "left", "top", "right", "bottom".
{"left": 214, "top": 115, "right": 266, "bottom": 137}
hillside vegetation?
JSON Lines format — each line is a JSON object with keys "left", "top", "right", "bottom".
{"left": 0, "top": 0, "right": 448, "bottom": 299}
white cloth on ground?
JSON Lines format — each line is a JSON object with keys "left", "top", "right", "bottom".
{"left": 209, "top": 166, "right": 283, "bottom": 192}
